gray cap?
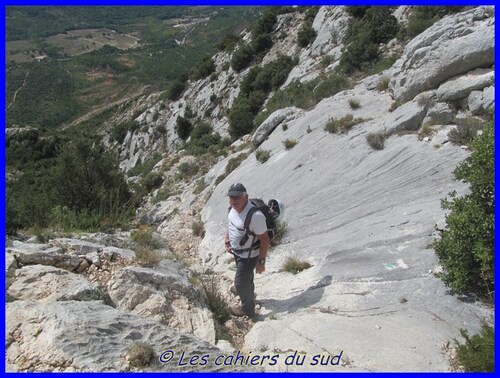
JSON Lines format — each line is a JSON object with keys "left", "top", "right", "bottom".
{"left": 227, "top": 183, "right": 247, "bottom": 197}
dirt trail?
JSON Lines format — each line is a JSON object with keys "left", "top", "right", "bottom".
{"left": 7, "top": 70, "right": 30, "bottom": 110}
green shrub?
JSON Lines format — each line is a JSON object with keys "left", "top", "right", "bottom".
{"left": 324, "top": 114, "right": 364, "bottom": 134}
{"left": 141, "top": 172, "right": 164, "bottom": 192}
{"left": 192, "top": 219, "right": 205, "bottom": 237}
{"left": 252, "top": 33, "right": 273, "bottom": 56}
{"left": 191, "top": 57, "right": 215, "bottom": 80}
{"left": 283, "top": 139, "right": 298, "bottom": 149}
{"left": 454, "top": 323, "right": 494, "bottom": 372}
{"left": 406, "top": 7, "right": 465, "bottom": 39}
{"left": 202, "top": 275, "right": 231, "bottom": 341}
{"left": 281, "top": 256, "right": 312, "bottom": 274}
{"left": 271, "top": 219, "right": 288, "bottom": 247}
{"left": 228, "top": 98, "right": 255, "bottom": 139}
{"left": 340, "top": 7, "right": 399, "bottom": 74}
{"left": 349, "top": 98, "right": 361, "bottom": 109}
{"left": 376, "top": 75, "right": 391, "bottom": 91}
{"left": 366, "top": 132, "right": 386, "bottom": 150}
{"left": 340, "top": 34, "right": 380, "bottom": 74}
{"left": 433, "top": 121, "right": 493, "bottom": 300}
{"left": 448, "top": 118, "right": 483, "bottom": 146}
{"left": 255, "top": 149, "right": 271, "bottom": 163}
{"left": 214, "top": 153, "right": 248, "bottom": 186}
{"left": 109, "top": 120, "right": 139, "bottom": 144}
{"left": 131, "top": 227, "right": 164, "bottom": 250}
{"left": 230, "top": 45, "right": 255, "bottom": 72}
{"left": 418, "top": 124, "right": 435, "bottom": 141}
{"left": 297, "top": 24, "right": 317, "bottom": 47}
{"left": 176, "top": 161, "right": 199, "bottom": 181}
{"left": 217, "top": 34, "right": 240, "bottom": 52}
{"left": 167, "top": 79, "right": 187, "bottom": 101}
{"left": 312, "top": 71, "right": 349, "bottom": 101}
{"left": 175, "top": 116, "right": 193, "bottom": 140}
{"left": 48, "top": 139, "right": 135, "bottom": 231}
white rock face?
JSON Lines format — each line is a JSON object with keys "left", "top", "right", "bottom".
{"left": 436, "top": 68, "right": 494, "bottom": 101}
{"left": 6, "top": 300, "right": 227, "bottom": 372}
{"left": 468, "top": 86, "right": 494, "bottom": 115}
{"left": 390, "top": 6, "right": 494, "bottom": 102}
{"left": 107, "top": 261, "right": 216, "bottom": 343}
{"left": 199, "top": 68, "right": 492, "bottom": 370}
{"left": 7, "top": 265, "right": 100, "bottom": 302}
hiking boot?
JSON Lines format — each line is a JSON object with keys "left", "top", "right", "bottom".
{"left": 230, "top": 285, "right": 257, "bottom": 299}
{"left": 229, "top": 305, "right": 255, "bottom": 318}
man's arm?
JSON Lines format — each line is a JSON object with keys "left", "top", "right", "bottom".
{"left": 225, "top": 230, "right": 231, "bottom": 253}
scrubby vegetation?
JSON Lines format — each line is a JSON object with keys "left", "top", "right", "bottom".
{"left": 454, "top": 323, "right": 494, "bottom": 372}
{"left": 229, "top": 55, "right": 296, "bottom": 139}
{"left": 340, "top": 6, "right": 399, "bottom": 74}
{"left": 366, "top": 132, "right": 387, "bottom": 150}
{"left": 297, "top": 7, "right": 319, "bottom": 47}
{"left": 433, "top": 121, "right": 493, "bottom": 301}
{"left": 281, "top": 256, "right": 312, "bottom": 274}
{"left": 7, "top": 136, "right": 136, "bottom": 234}
{"left": 255, "top": 70, "right": 350, "bottom": 126}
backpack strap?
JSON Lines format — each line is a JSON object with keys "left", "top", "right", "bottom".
{"left": 242, "top": 202, "right": 261, "bottom": 255}
{"left": 243, "top": 203, "right": 259, "bottom": 236}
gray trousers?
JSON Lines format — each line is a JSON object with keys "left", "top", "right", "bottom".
{"left": 233, "top": 254, "right": 258, "bottom": 314}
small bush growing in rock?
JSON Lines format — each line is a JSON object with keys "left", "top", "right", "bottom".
{"left": 255, "top": 149, "right": 271, "bottom": 163}
{"left": 434, "top": 121, "right": 493, "bottom": 300}
{"left": 202, "top": 275, "right": 231, "bottom": 341}
{"left": 176, "top": 162, "right": 199, "bottom": 181}
{"left": 418, "top": 124, "right": 435, "bottom": 141}
{"left": 131, "top": 227, "right": 163, "bottom": 250}
{"left": 417, "top": 93, "right": 433, "bottom": 108}
{"left": 377, "top": 76, "right": 390, "bottom": 92}
{"left": 214, "top": 153, "right": 248, "bottom": 186}
{"left": 454, "top": 323, "right": 494, "bottom": 372}
{"left": 135, "top": 247, "right": 163, "bottom": 268}
{"left": 448, "top": 118, "right": 484, "bottom": 146}
{"left": 324, "top": 114, "right": 364, "bottom": 134}
{"left": 281, "top": 256, "right": 312, "bottom": 274}
{"left": 349, "top": 98, "right": 361, "bottom": 109}
{"left": 271, "top": 219, "right": 289, "bottom": 247}
{"left": 127, "top": 341, "right": 154, "bottom": 368}
{"left": 192, "top": 219, "right": 205, "bottom": 237}
{"left": 283, "top": 139, "right": 298, "bottom": 150}
{"left": 366, "top": 132, "right": 387, "bottom": 150}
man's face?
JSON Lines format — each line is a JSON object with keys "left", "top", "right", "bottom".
{"left": 229, "top": 195, "right": 248, "bottom": 213}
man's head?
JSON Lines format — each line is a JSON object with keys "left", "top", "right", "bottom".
{"left": 227, "top": 183, "right": 248, "bottom": 213}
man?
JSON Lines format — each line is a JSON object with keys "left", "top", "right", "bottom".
{"left": 224, "top": 183, "right": 269, "bottom": 317}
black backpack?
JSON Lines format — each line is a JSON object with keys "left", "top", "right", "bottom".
{"left": 240, "top": 198, "right": 280, "bottom": 249}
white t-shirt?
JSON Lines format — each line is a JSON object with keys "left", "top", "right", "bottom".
{"left": 228, "top": 200, "right": 267, "bottom": 258}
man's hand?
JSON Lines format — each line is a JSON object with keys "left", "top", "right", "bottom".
{"left": 225, "top": 240, "right": 232, "bottom": 253}
{"left": 256, "top": 260, "right": 265, "bottom": 274}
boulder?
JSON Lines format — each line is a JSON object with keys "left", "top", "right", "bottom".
{"left": 6, "top": 300, "right": 228, "bottom": 372}
{"left": 390, "top": 7, "right": 494, "bottom": 102}
{"left": 52, "top": 238, "right": 104, "bottom": 255}
{"left": 468, "top": 86, "right": 494, "bottom": 115}
{"left": 7, "top": 242, "right": 81, "bottom": 271}
{"left": 7, "top": 265, "right": 100, "bottom": 302}
{"left": 252, "top": 107, "right": 303, "bottom": 146}
{"left": 102, "top": 246, "right": 136, "bottom": 262}
{"left": 423, "top": 102, "right": 454, "bottom": 126}
{"left": 436, "top": 68, "right": 494, "bottom": 101}
{"left": 107, "top": 260, "right": 215, "bottom": 343}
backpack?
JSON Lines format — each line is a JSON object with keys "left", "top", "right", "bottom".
{"left": 241, "top": 198, "right": 283, "bottom": 248}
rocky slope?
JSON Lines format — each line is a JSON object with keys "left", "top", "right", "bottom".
{"left": 6, "top": 6, "right": 494, "bottom": 372}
